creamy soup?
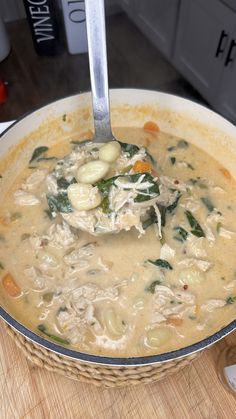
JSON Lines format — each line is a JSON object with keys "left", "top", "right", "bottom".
{"left": 0, "top": 123, "right": 236, "bottom": 357}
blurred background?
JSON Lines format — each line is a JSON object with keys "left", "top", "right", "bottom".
{"left": 0, "top": 0, "right": 235, "bottom": 124}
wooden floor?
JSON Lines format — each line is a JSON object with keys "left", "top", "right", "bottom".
{"left": 0, "top": 13, "right": 206, "bottom": 122}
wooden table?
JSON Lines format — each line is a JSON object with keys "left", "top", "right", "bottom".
{"left": 0, "top": 321, "right": 235, "bottom": 419}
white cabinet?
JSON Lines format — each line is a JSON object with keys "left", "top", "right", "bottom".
{"left": 135, "top": 0, "right": 179, "bottom": 58}
{"left": 216, "top": 32, "right": 236, "bottom": 122}
{"left": 118, "top": 0, "right": 179, "bottom": 59}
{"left": 173, "top": 0, "right": 236, "bottom": 104}
{"left": 118, "top": 0, "right": 137, "bottom": 17}
{"left": 118, "top": 0, "right": 236, "bottom": 123}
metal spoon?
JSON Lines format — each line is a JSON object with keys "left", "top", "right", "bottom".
{"left": 84, "top": 0, "right": 116, "bottom": 143}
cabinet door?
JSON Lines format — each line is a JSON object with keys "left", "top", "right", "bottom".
{"left": 215, "top": 31, "right": 236, "bottom": 123}
{"left": 173, "top": 0, "right": 236, "bottom": 103}
{"left": 135, "top": 0, "right": 179, "bottom": 58}
{"left": 118, "top": 0, "right": 137, "bottom": 16}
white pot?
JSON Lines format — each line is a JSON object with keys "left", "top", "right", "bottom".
{"left": 0, "top": 89, "right": 236, "bottom": 366}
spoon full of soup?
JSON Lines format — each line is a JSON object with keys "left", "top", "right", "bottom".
{"left": 46, "top": 0, "right": 162, "bottom": 235}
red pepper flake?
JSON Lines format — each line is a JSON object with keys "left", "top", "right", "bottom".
{"left": 183, "top": 284, "right": 188, "bottom": 290}
{"left": 174, "top": 179, "right": 179, "bottom": 184}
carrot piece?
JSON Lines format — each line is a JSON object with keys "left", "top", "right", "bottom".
{"left": 133, "top": 160, "right": 152, "bottom": 173}
{"left": 143, "top": 121, "right": 160, "bottom": 132}
{"left": 166, "top": 317, "right": 183, "bottom": 326}
{"left": 0, "top": 216, "right": 10, "bottom": 226}
{"left": 219, "top": 167, "right": 231, "bottom": 179}
{"left": 2, "top": 273, "right": 21, "bottom": 297}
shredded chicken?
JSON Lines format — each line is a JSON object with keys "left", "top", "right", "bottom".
{"left": 151, "top": 285, "right": 196, "bottom": 324}
{"left": 22, "top": 169, "right": 47, "bottom": 191}
{"left": 160, "top": 244, "right": 175, "bottom": 260}
{"left": 219, "top": 227, "right": 236, "bottom": 239}
{"left": 201, "top": 299, "right": 226, "bottom": 312}
{"left": 178, "top": 258, "right": 212, "bottom": 272}
{"left": 14, "top": 189, "right": 40, "bottom": 206}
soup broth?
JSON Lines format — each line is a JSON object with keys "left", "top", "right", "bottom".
{"left": 0, "top": 125, "right": 236, "bottom": 357}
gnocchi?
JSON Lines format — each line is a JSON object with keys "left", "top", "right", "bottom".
{"left": 146, "top": 327, "right": 172, "bottom": 348}
{"left": 67, "top": 183, "right": 102, "bottom": 211}
{"left": 98, "top": 141, "right": 121, "bottom": 163}
{"left": 77, "top": 160, "right": 110, "bottom": 184}
{"left": 103, "top": 307, "right": 126, "bottom": 338}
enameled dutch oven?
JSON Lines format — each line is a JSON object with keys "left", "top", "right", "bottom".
{"left": 0, "top": 89, "right": 236, "bottom": 368}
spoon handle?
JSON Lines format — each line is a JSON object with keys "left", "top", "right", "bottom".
{"left": 85, "top": 0, "right": 113, "bottom": 142}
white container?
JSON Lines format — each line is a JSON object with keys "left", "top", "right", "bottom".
{"left": 61, "top": 0, "right": 88, "bottom": 54}
{"left": 0, "top": 17, "right": 10, "bottom": 62}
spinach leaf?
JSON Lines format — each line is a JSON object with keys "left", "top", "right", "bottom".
{"left": 142, "top": 207, "right": 157, "bottom": 230}
{"left": 198, "top": 183, "right": 208, "bottom": 189}
{"left": 29, "top": 146, "right": 49, "bottom": 163}
{"left": 62, "top": 114, "right": 67, "bottom": 121}
{"left": 201, "top": 197, "right": 215, "bottom": 212}
{"left": 188, "top": 178, "right": 198, "bottom": 185}
{"left": 216, "top": 222, "right": 222, "bottom": 233}
{"left": 145, "top": 149, "right": 157, "bottom": 166}
{"left": 143, "top": 193, "right": 180, "bottom": 230}
{"left": 37, "top": 324, "right": 70, "bottom": 345}
{"left": 147, "top": 259, "right": 173, "bottom": 270}
{"left": 226, "top": 296, "right": 236, "bottom": 305}
{"left": 97, "top": 173, "right": 159, "bottom": 213}
{"left": 57, "top": 306, "right": 68, "bottom": 315}
{"left": 177, "top": 139, "right": 189, "bottom": 148}
{"left": 185, "top": 210, "right": 205, "bottom": 237}
{"left": 186, "top": 162, "right": 194, "bottom": 170}
{"left": 167, "top": 192, "right": 181, "bottom": 213}
{"left": 96, "top": 176, "right": 121, "bottom": 213}
{"left": 71, "top": 139, "right": 92, "bottom": 146}
{"left": 159, "top": 205, "right": 167, "bottom": 227}
{"left": 167, "top": 146, "right": 176, "bottom": 151}
{"left": 119, "top": 141, "right": 140, "bottom": 157}
{"left": 145, "top": 280, "right": 162, "bottom": 294}
{"left": 47, "top": 193, "right": 73, "bottom": 213}
{"left": 0, "top": 261, "right": 4, "bottom": 270}
{"left": 133, "top": 173, "right": 159, "bottom": 202}
{"left": 100, "top": 196, "right": 111, "bottom": 214}
{"left": 37, "top": 156, "right": 57, "bottom": 162}
{"left": 119, "top": 141, "right": 157, "bottom": 166}
{"left": 44, "top": 209, "right": 54, "bottom": 220}
{"left": 57, "top": 177, "right": 77, "bottom": 190}
{"left": 168, "top": 140, "right": 188, "bottom": 152}
{"left": 173, "top": 226, "right": 188, "bottom": 242}
{"left": 170, "top": 157, "right": 176, "bottom": 165}
{"left": 96, "top": 175, "right": 120, "bottom": 196}
{"left": 97, "top": 173, "right": 159, "bottom": 203}
{"left": 42, "top": 292, "right": 54, "bottom": 303}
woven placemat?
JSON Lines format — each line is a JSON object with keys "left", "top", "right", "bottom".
{"left": 6, "top": 325, "right": 200, "bottom": 387}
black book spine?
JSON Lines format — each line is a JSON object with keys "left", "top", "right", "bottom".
{"left": 23, "top": 0, "right": 61, "bottom": 56}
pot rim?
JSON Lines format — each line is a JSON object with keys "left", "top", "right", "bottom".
{"left": 1, "top": 306, "right": 235, "bottom": 366}
{"left": 0, "top": 89, "right": 235, "bottom": 366}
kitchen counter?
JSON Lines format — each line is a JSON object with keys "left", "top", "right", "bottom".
{"left": 0, "top": 321, "right": 235, "bottom": 418}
